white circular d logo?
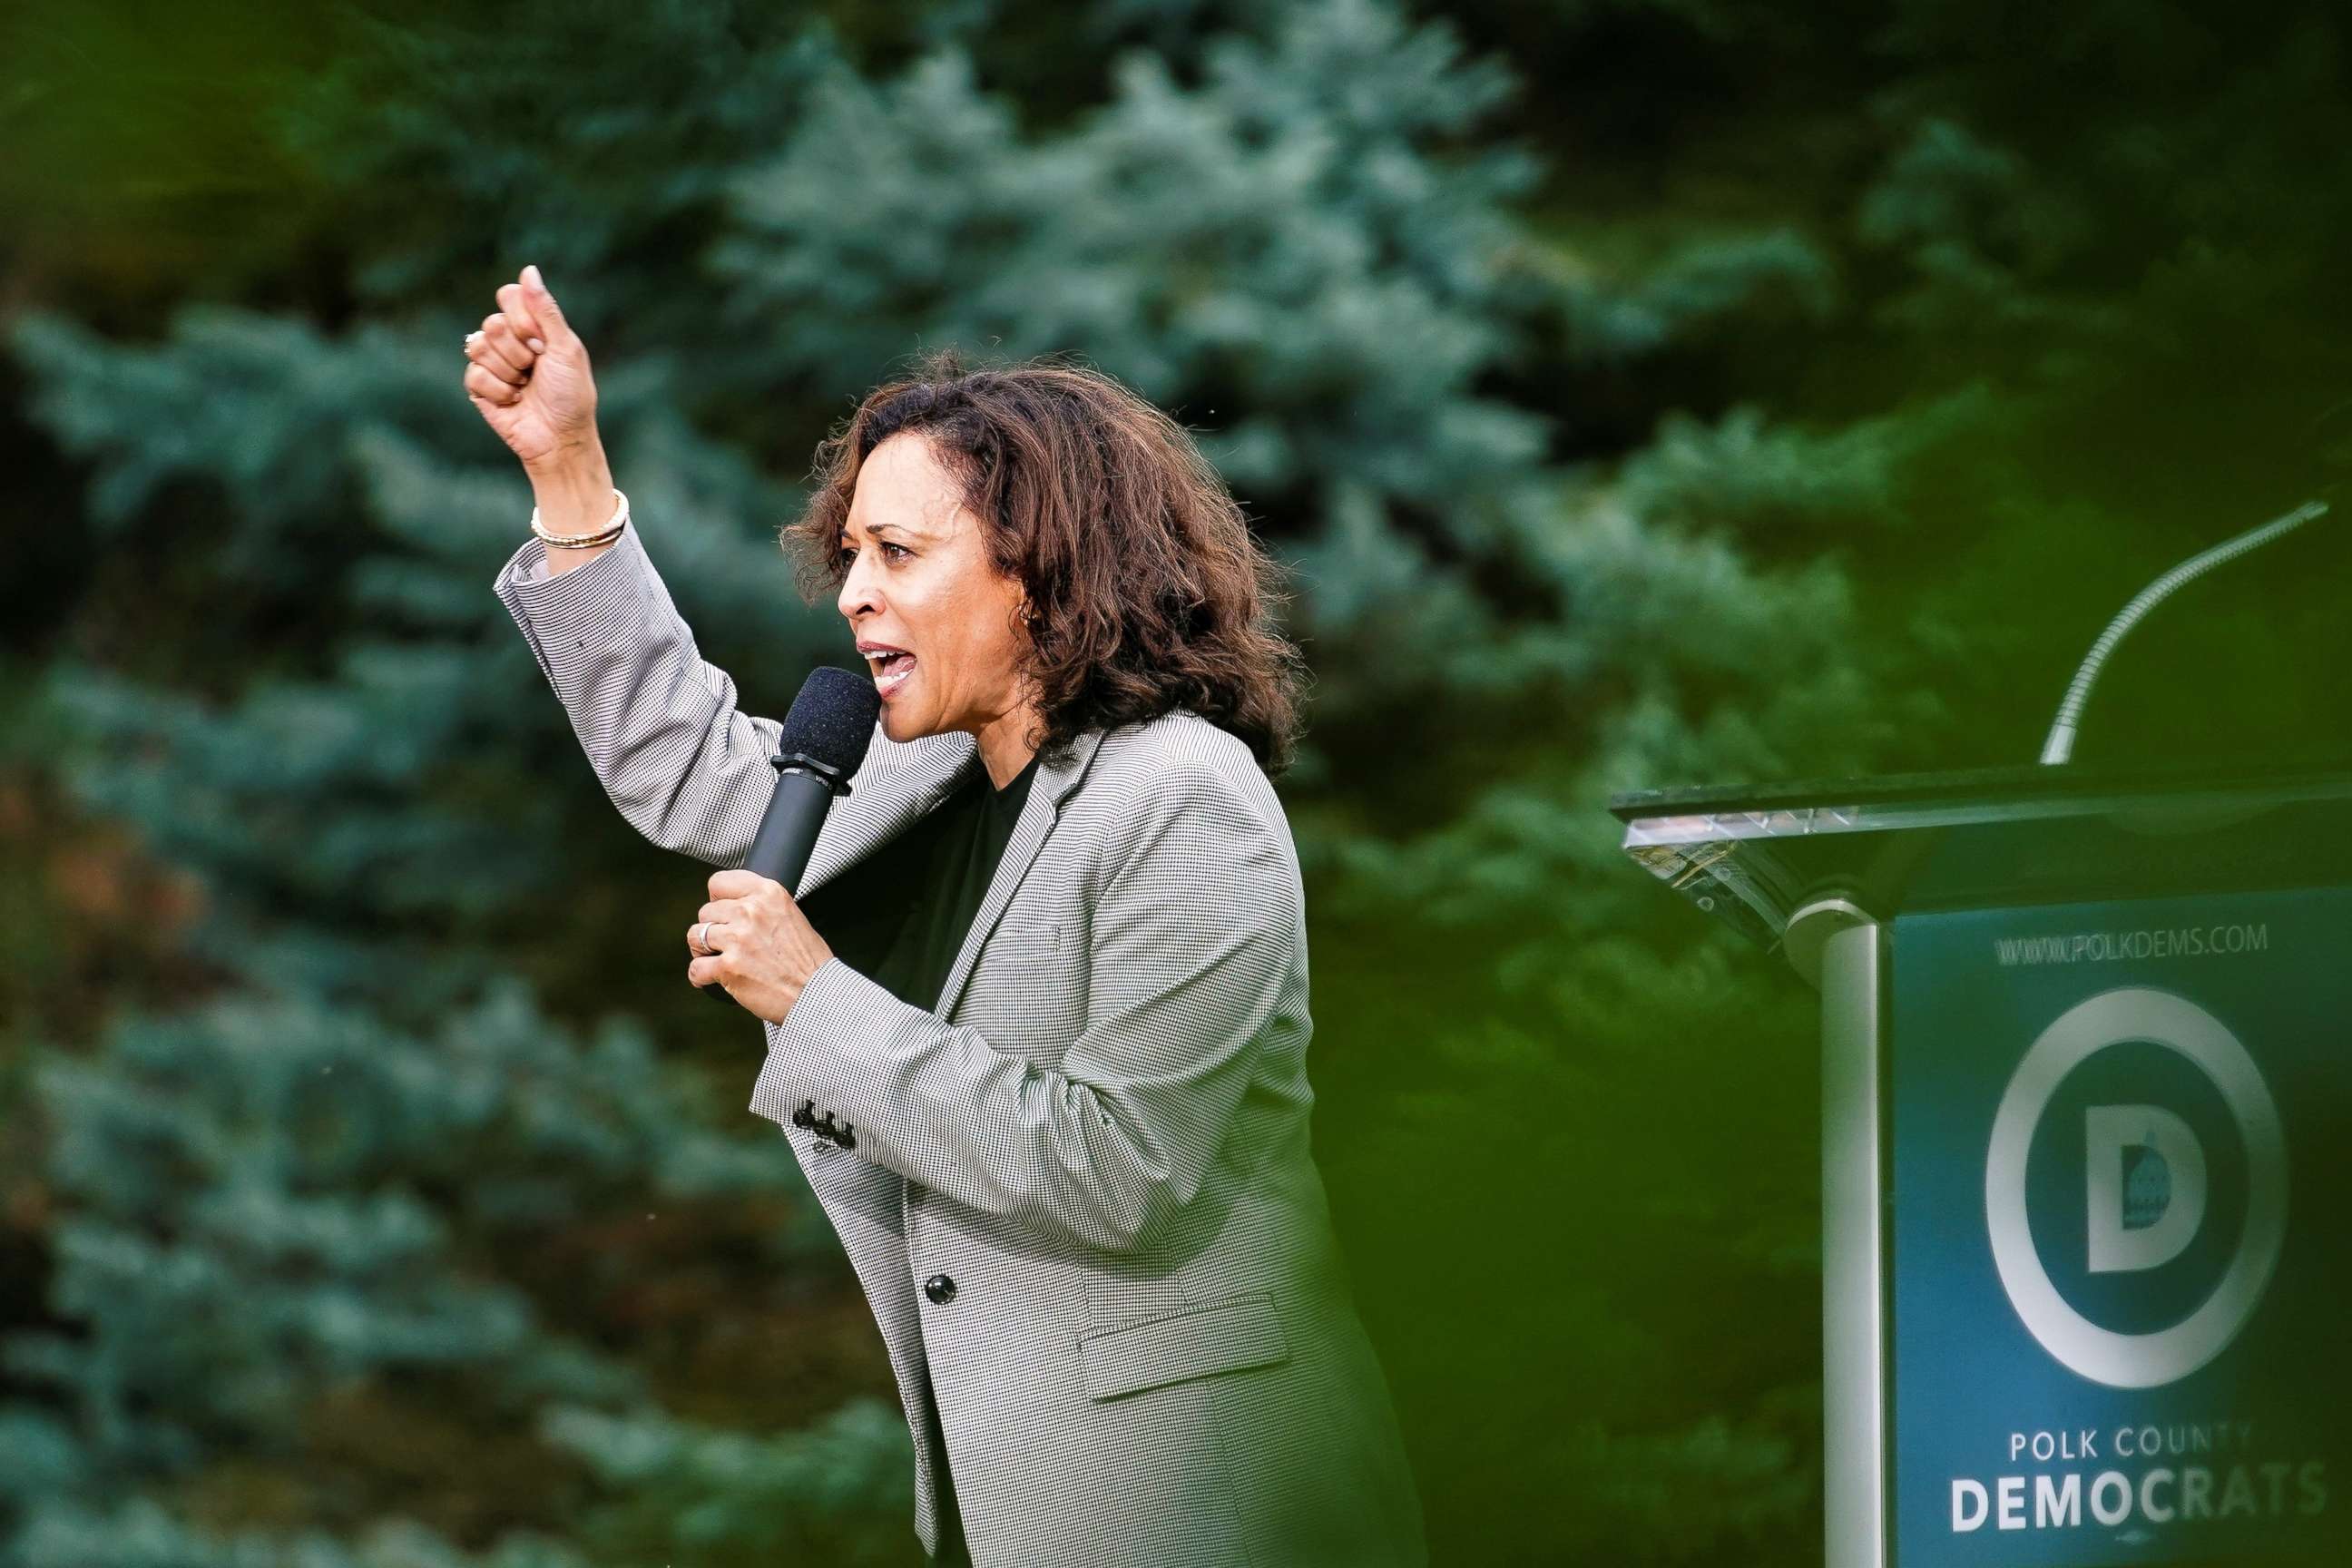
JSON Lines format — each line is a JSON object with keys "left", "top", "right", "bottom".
{"left": 1984, "top": 986, "right": 2288, "bottom": 1389}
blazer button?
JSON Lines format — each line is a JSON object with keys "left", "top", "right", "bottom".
{"left": 924, "top": 1273, "right": 958, "bottom": 1306}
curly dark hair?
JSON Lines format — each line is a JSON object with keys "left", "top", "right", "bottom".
{"left": 780, "top": 346, "right": 1309, "bottom": 779}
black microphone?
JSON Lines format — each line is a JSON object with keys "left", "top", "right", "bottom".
{"left": 701, "top": 665, "right": 882, "bottom": 1005}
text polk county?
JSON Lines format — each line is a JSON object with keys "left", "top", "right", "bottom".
{"left": 1952, "top": 1462, "right": 2325, "bottom": 1534}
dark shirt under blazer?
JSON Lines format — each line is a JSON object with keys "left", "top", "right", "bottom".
{"left": 495, "top": 522, "right": 1428, "bottom": 1567}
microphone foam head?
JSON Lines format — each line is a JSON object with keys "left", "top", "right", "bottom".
{"left": 777, "top": 664, "right": 885, "bottom": 779}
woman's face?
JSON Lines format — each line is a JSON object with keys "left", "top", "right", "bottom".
{"left": 838, "top": 432, "right": 1034, "bottom": 747}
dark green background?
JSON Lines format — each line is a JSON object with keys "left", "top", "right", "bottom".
{"left": 3, "top": 2, "right": 2347, "bottom": 1563}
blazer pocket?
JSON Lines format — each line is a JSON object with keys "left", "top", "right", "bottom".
{"left": 1077, "top": 1291, "right": 1290, "bottom": 1403}
{"left": 992, "top": 918, "right": 1063, "bottom": 959}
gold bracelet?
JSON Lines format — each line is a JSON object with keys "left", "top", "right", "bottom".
{"left": 531, "top": 486, "right": 630, "bottom": 548}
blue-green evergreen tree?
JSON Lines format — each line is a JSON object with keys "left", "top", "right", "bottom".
{"left": 5, "top": 1, "right": 2345, "bottom": 1563}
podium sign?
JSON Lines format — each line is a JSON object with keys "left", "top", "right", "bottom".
{"left": 1612, "top": 760, "right": 2352, "bottom": 1568}
{"left": 1888, "top": 886, "right": 2346, "bottom": 1565}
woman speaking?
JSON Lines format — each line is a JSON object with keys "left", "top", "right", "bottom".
{"left": 467, "top": 265, "right": 1427, "bottom": 1567}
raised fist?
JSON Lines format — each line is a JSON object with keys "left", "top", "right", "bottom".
{"left": 463, "top": 264, "right": 599, "bottom": 473}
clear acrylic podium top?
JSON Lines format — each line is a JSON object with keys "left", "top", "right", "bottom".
{"left": 1609, "top": 758, "right": 2352, "bottom": 975}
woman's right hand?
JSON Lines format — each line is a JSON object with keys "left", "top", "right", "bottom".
{"left": 464, "top": 264, "right": 601, "bottom": 474}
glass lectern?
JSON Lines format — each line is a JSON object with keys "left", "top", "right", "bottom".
{"left": 1612, "top": 760, "right": 2352, "bottom": 1568}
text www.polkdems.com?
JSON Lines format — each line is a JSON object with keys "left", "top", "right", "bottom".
{"left": 1994, "top": 925, "right": 2270, "bottom": 966}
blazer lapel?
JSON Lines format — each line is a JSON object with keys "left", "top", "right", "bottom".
{"left": 794, "top": 728, "right": 976, "bottom": 903}
{"left": 932, "top": 728, "right": 1107, "bottom": 1020}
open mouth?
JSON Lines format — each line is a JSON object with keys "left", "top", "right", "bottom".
{"left": 867, "top": 650, "right": 916, "bottom": 700}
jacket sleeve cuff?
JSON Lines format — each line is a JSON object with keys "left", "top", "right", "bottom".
{"left": 749, "top": 955, "right": 964, "bottom": 1153}
{"left": 773, "top": 954, "right": 895, "bottom": 1063}
{"left": 771, "top": 959, "right": 916, "bottom": 1081}
{"left": 488, "top": 521, "right": 649, "bottom": 683}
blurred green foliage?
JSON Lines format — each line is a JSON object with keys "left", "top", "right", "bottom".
{"left": 3, "top": 0, "right": 2347, "bottom": 1563}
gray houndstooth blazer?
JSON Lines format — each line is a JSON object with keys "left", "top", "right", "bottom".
{"left": 494, "top": 522, "right": 1427, "bottom": 1566}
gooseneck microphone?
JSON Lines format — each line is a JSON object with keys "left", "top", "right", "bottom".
{"left": 2036, "top": 499, "right": 2329, "bottom": 765}
{"left": 701, "top": 664, "right": 883, "bottom": 1005}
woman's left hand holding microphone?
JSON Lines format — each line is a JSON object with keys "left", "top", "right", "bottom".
{"left": 688, "top": 870, "right": 836, "bottom": 1024}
